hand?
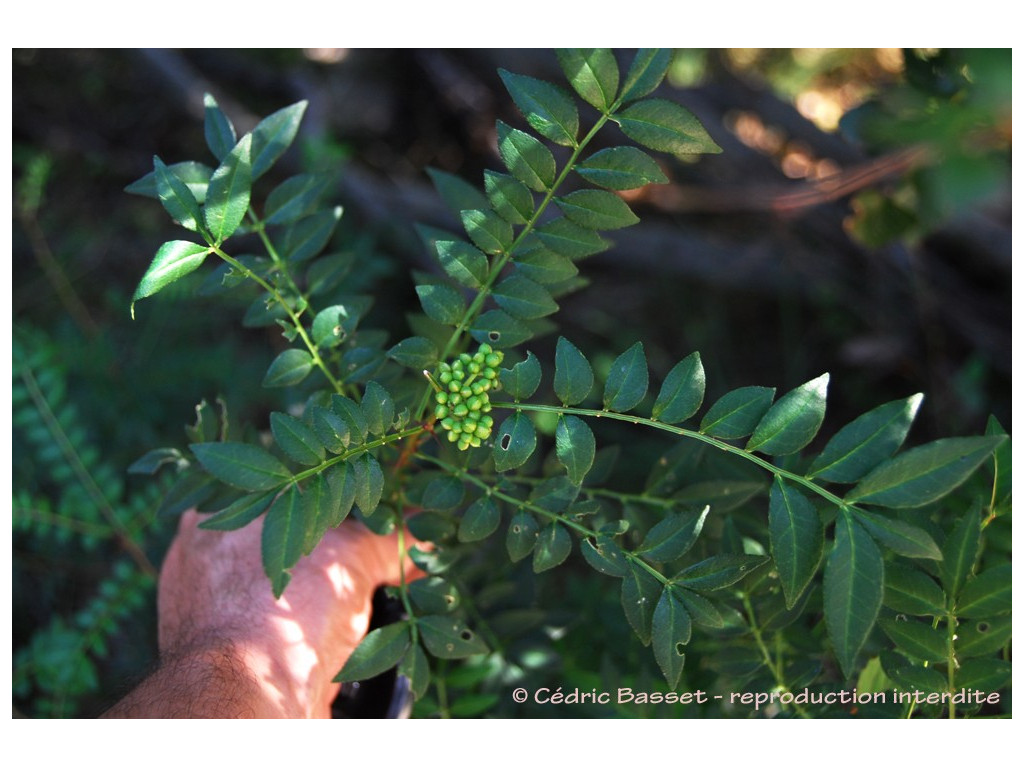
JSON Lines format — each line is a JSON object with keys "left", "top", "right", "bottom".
{"left": 105, "top": 509, "right": 420, "bottom": 718}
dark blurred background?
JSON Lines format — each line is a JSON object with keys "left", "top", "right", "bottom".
{"left": 12, "top": 49, "right": 1011, "bottom": 717}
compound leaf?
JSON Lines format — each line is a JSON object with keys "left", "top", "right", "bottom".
{"left": 262, "top": 484, "right": 308, "bottom": 598}
{"left": 855, "top": 509, "right": 942, "bottom": 560}
{"left": 636, "top": 506, "right": 708, "bottom": 563}
{"left": 131, "top": 240, "right": 211, "bottom": 316}
{"left": 418, "top": 616, "right": 489, "bottom": 659}
{"left": 203, "top": 93, "right": 236, "bottom": 161}
{"left": 484, "top": 170, "right": 534, "bottom": 225}
{"left": 499, "top": 351, "right": 542, "bottom": 400}
{"left": 492, "top": 274, "right": 558, "bottom": 319}
{"left": 620, "top": 49, "right": 672, "bottom": 103}
{"left": 434, "top": 239, "right": 489, "bottom": 289}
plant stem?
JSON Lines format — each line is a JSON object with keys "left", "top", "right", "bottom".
{"left": 741, "top": 592, "right": 810, "bottom": 718}
{"left": 209, "top": 245, "right": 344, "bottom": 394}
{"left": 494, "top": 402, "right": 851, "bottom": 512}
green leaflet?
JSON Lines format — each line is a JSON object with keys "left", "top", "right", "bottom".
{"left": 499, "top": 351, "right": 541, "bottom": 400}
{"left": 499, "top": 69, "right": 579, "bottom": 147}
{"left": 652, "top": 587, "right": 691, "bottom": 688}
{"left": 387, "top": 336, "right": 438, "bottom": 370}
{"left": 302, "top": 472, "right": 337, "bottom": 555}
{"left": 533, "top": 523, "right": 572, "bottom": 573}
{"left": 250, "top": 101, "right": 307, "bottom": 180}
{"left": 470, "top": 310, "right": 533, "bottom": 349}
{"left": 310, "top": 406, "right": 350, "bottom": 453}
{"left": 352, "top": 452, "right": 384, "bottom": 516}
{"left": 807, "top": 394, "right": 923, "bottom": 483}
{"left": 883, "top": 563, "right": 945, "bottom": 616}
{"left": 556, "top": 189, "right": 639, "bottom": 230}
{"left": 416, "top": 282, "right": 466, "bottom": 326}
{"left": 957, "top": 564, "right": 1011, "bottom": 617}
{"left": 636, "top": 506, "right": 708, "bottom": 564}
{"left": 131, "top": 240, "right": 211, "bottom": 317}
{"left": 956, "top": 616, "right": 1012, "bottom": 658}
{"left": 434, "top": 239, "right": 489, "bottom": 289}
{"left": 557, "top": 48, "right": 619, "bottom": 112}
{"left": 409, "top": 577, "right": 460, "bottom": 614}
{"left": 513, "top": 239, "right": 578, "bottom": 285}
{"left": 418, "top": 616, "right": 489, "bottom": 659}
{"left": 940, "top": 506, "right": 982, "bottom": 599}
{"left": 492, "top": 274, "right": 558, "bottom": 319}
{"left": 603, "top": 341, "right": 648, "bottom": 412}
{"left": 263, "top": 348, "right": 313, "bottom": 387}
{"left": 506, "top": 510, "right": 539, "bottom": 562}
{"left": 768, "top": 478, "right": 824, "bottom": 609}
{"left": 154, "top": 156, "right": 203, "bottom": 233}
{"left": 581, "top": 535, "right": 628, "bottom": 577}
{"left": 854, "top": 509, "right": 942, "bottom": 559}
{"left": 325, "top": 461, "right": 357, "bottom": 528}
{"left": 555, "top": 414, "right": 595, "bottom": 486}
{"left": 878, "top": 618, "right": 948, "bottom": 664}
{"left": 458, "top": 497, "right": 501, "bottom": 543}
{"left": 700, "top": 386, "right": 775, "bottom": 439}
{"left": 955, "top": 658, "right": 1011, "bottom": 693}
{"left": 204, "top": 133, "right": 252, "bottom": 244}
{"left": 493, "top": 412, "right": 537, "bottom": 472}
{"left": 421, "top": 476, "right": 465, "bottom": 511}
{"left": 461, "top": 208, "right": 513, "bottom": 255}
{"left": 426, "top": 166, "right": 489, "bottom": 215}
{"left": 622, "top": 560, "right": 661, "bottom": 646}
{"left": 620, "top": 49, "right": 672, "bottom": 103}
{"left": 675, "top": 554, "right": 769, "bottom": 592}
{"left": 535, "top": 217, "right": 610, "bottom": 259}
{"left": 496, "top": 120, "right": 556, "bottom": 192}
{"left": 191, "top": 441, "right": 291, "bottom": 492}
{"left": 400, "top": 643, "right": 431, "bottom": 701}
{"left": 262, "top": 484, "right": 308, "bottom": 598}
{"left": 746, "top": 373, "right": 828, "bottom": 455}
{"left": 203, "top": 93, "right": 236, "bottom": 162}
{"left": 125, "top": 160, "right": 213, "bottom": 204}
{"left": 198, "top": 490, "right": 275, "bottom": 531}
{"left": 484, "top": 170, "right": 534, "bottom": 225}
{"left": 845, "top": 435, "right": 1006, "bottom": 508}
{"left": 333, "top": 622, "right": 411, "bottom": 683}
{"left": 553, "top": 337, "right": 593, "bottom": 406}
{"left": 361, "top": 381, "right": 394, "bottom": 437}
{"left": 576, "top": 146, "right": 668, "bottom": 190}
{"left": 270, "top": 411, "right": 324, "bottom": 466}
{"left": 281, "top": 207, "right": 342, "bottom": 263}
{"left": 617, "top": 98, "right": 722, "bottom": 157}
{"left": 264, "top": 173, "right": 331, "bottom": 226}
{"left": 824, "top": 510, "right": 884, "bottom": 678}
{"left": 651, "top": 352, "right": 705, "bottom": 423}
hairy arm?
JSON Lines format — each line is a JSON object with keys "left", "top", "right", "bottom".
{"left": 103, "top": 509, "right": 415, "bottom": 718}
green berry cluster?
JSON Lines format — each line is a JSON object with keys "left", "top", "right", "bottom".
{"left": 433, "top": 343, "right": 504, "bottom": 450}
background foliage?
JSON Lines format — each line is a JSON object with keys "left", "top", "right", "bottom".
{"left": 12, "top": 48, "right": 1010, "bottom": 718}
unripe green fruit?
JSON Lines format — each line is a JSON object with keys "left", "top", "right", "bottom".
{"left": 435, "top": 391, "right": 448, "bottom": 404}
{"left": 435, "top": 405, "right": 449, "bottom": 419}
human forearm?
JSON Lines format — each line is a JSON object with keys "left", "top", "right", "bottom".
{"left": 102, "top": 643, "right": 278, "bottom": 718}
